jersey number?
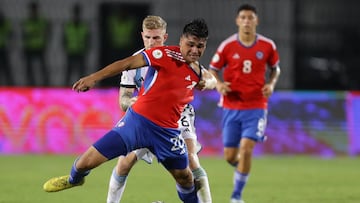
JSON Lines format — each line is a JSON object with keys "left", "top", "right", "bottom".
{"left": 242, "top": 60, "right": 252, "bottom": 74}
{"left": 170, "top": 136, "right": 186, "bottom": 154}
{"left": 180, "top": 116, "right": 190, "bottom": 127}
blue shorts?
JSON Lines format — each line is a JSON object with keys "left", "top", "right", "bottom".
{"left": 93, "top": 108, "right": 188, "bottom": 170}
{"left": 222, "top": 108, "right": 267, "bottom": 147}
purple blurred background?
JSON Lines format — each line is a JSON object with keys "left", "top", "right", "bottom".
{"left": 1, "top": 87, "right": 359, "bottom": 157}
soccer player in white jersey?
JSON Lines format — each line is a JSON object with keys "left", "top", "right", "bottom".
{"left": 106, "top": 15, "right": 212, "bottom": 203}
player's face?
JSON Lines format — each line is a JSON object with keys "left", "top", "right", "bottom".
{"left": 236, "top": 10, "right": 258, "bottom": 34}
{"left": 141, "top": 28, "right": 168, "bottom": 50}
{"left": 179, "top": 34, "right": 207, "bottom": 63}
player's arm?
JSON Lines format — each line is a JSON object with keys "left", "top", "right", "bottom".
{"left": 118, "top": 87, "right": 136, "bottom": 112}
{"left": 73, "top": 54, "right": 146, "bottom": 92}
{"left": 208, "top": 68, "right": 231, "bottom": 95}
{"left": 262, "top": 65, "right": 281, "bottom": 98}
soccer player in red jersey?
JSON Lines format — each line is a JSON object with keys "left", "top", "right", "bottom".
{"left": 107, "top": 15, "right": 212, "bottom": 203}
{"left": 43, "top": 18, "right": 215, "bottom": 203}
{"left": 209, "top": 4, "right": 281, "bottom": 203}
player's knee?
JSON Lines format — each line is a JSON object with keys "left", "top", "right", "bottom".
{"left": 239, "top": 145, "right": 254, "bottom": 159}
{"left": 116, "top": 158, "right": 135, "bottom": 174}
{"left": 117, "top": 161, "right": 131, "bottom": 174}
{"left": 223, "top": 151, "right": 238, "bottom": 164}
{"left": 173, "top": 169, "right": 193, "bottom": 186}
{"left": 225, "top": 157, "right": 238, "bottom": 166}
{"left": 239, "top": 138, "right": 256, "bottom": 156}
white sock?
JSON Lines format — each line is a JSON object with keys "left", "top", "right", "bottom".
{"left": 134, "top": 148, "right": 148, "bottom": 160}
{"left": 107, "top": 168, "right": 128, "bottom": 203}
{"left": 193, "top": 167, "right": 212, "bottom": 203}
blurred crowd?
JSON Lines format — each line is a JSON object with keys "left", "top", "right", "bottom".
{"left": 0, "top": 1, "right": 137, "bottom": 87}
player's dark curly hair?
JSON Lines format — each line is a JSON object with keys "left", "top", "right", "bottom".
{"left": 182, "top": 18, "right": 209, "bottom": 39}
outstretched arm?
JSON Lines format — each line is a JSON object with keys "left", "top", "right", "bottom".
{"left": 72, "top": 54, "right": 146, "bottom": 92}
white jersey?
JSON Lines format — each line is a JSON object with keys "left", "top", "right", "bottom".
{"left": 120, "top": 67, "right": 148, "bottom": 89}
{"left": 178, "top": 103, "right": 196, "bottom": 140}
{"left": 120, "top": 49, "right": 147, "bottom": 89}
{"left": 119, "top": 49, "right": 197, "bottom": 140}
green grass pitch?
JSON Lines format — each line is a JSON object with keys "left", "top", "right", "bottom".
{"left": 0, "top": 155, "right": 359, "bottom": 203}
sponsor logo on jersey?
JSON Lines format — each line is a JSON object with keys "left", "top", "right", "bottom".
{"left": 185, "top": 75, "right": 191, "bottom": 81}
{"left": 121, "top": 73, "right": 128, "bottom": 81}
{"left": 186, "top": 81, "right": 197, "bottom": 90}
{"left": 232, "top": 53, "right": 240, "bottom": 59}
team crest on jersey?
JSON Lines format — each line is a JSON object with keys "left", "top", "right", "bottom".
{"left": 256, "top": 51, "right": 264, "bottom": 60}
{"left": 152, "top": 49, "right": 163, "bottom": 59}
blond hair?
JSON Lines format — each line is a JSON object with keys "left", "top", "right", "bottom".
{"left": 142, "top": 15, "right": 167, "bottom": 30}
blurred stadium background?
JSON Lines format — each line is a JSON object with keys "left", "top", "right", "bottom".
{"left": 1, "top": 0, "right": 359, "bottom": 156}
{"left": 1, "top": 0, "right": 360, "bottom": 202}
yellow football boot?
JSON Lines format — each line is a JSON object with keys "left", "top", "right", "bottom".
{"left": 43, "top": 175, "right": 84, "bottom": 192}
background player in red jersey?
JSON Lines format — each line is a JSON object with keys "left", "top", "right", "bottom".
{"left": 209, "top": 4, "right": 281, "bottom": 203}
{"left": 43, "top": 18, "right": 214, "bottom": 203}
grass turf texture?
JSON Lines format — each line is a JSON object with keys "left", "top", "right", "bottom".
{"left": 0, "top": 155, "right": 359, "bottom": 203}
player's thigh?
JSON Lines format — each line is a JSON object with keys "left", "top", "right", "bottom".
{"left": 222, "top": 112, "right": 242, "bottom": 148}
{"left": 184, "top": 138, "right": 197, "bottom": 155}
{"left": 242, "top": 109, "right": 267, "bottom": 142}
{"left": 184, "top": 138, "right": 200, "bottom": 170}
{"left": 153, "top": 130, "right": 189, "bottom": 170}
{"left": 93, "top": 129, "right": 128, "bottom": 160}
{"left": 222, "top": 125, "right": 242, "bottom": 147}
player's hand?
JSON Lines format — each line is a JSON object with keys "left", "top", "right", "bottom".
{"left": 129, "top": 96, "right": 138, "bottom": 106}
{"left": 72, "top": 75, "right": 98, "bottom": 92}
{"left": 262, "top": 83, "right": 274, "bottom": 98}
{"left": 216, "top": 81, "right": 231, "bottom": 95}
{"left": 195, "top": 80, "right": 206, "bottom": 90}
{"left": 198, "top": 68, "right": 217, "bottom": 90}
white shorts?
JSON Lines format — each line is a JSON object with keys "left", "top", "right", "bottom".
{"left": 178, "top": 104, "right": 197, "bottom": 140}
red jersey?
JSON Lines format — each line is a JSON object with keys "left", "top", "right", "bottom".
{"left": 210, "top": 33, "right": 279, "bottom": 110}
{"left": 132, "top": 46, "right": 201, "bottom": 128}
